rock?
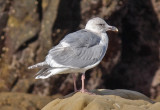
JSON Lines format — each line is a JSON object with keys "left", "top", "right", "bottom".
{"left": 42, "top": 89, "right": 160, "bottom": 110}
{"left": 103, "top": 0, "right": 160, "bottom": 99}
{"left": 0, "top": 0, "right": 61, "bottom": 94}
{"left": 0, "top": 0, "right": 41, "bottom": 92}
{"left": 0, "top": 0, "right": 8, "bottom": 35}
{"left": 151, "top": 68, "right": 160, "bottom": 99}
{"left": 5, "top": 0, "right": 40, "bottom": 54}
{"left": 0, "top": 92, "right": 62, "bottom": 110}
{"left": 0, "top": 0, "right": 6, "bottom": 13}
{"left": 151, "top": 0, "right": 160, "bottom": 21}
{"left": 38, "top": 0, "right": 60, "bottom": 55}
{"left": 11, "top": 78, "right": 35, "bottom": 93}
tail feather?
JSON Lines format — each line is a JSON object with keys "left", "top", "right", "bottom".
{"left": 28, "top": 62, "right": 48, "bottom": 69}
{"left": 35, "top": 68, "right": 48, "bottom": 75}
{"left": 35, "top": 68, "right": 68, "bottom": 79}
{"left": 35, "top": 68, "right": 52, "bottom": 79}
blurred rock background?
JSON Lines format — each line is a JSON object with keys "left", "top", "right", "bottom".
{"left": 0, "top": 0, "right": 159, "bottom": 108}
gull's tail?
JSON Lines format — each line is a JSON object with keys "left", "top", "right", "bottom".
{"left": 28, "top": 61, "right": 68, "bottom": 79}
{"left": 35, "top": 68, "right": 68, "bottom": 79}
{"left": 28, "top": 62, "right": 48, "bottom": 69}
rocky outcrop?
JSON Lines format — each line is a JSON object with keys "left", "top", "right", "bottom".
{"left": 42, "top": 89, "right": 160, "bottom": 110}
{"left": 0, "top": 0, "right": 159, "bottom": 101}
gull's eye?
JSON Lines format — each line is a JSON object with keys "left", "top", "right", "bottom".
{"left": 98, "top": 24, "right": 104, "bottom": 27}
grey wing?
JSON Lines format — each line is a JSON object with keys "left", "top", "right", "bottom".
{"left": 45, "top": 29, "right": 105, "bottom": 68}
{"left": 48, "top": 45, "right": 105, "bottom": 68}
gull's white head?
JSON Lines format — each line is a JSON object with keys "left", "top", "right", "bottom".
{"left": 85, "top": 17, "right": 118, "bottom": 33}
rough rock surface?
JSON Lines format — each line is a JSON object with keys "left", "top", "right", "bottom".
{"left": 0, "top": 92, "right": 62, "bottom": 110}
{"left": 6, "top": 0, "right": 40, "bottom": 53}
{"left": 42, "top": 89, "right": 160, "bottom": 110}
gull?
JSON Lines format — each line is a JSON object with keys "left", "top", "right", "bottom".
{"left": 28, "top": 17, "right": 118, "bottom": 93}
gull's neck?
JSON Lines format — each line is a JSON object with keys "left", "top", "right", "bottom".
{"left": 85, "top": 25, "right": 103, "bottom": 34}
{"left": 100, "top": 33, "right": 108, "bottom": 46}
{"left": 85, "top": 28, "right": 104, "bottom": 35}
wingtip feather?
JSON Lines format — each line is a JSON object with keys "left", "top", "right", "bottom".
{"left": 28, "top": 66, "right": 32, "bottom": 69}
{"left": 35, "top": 75, "right": 49, "bottom": 79}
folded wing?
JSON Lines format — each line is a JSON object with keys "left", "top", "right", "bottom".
{"left": 46, "top": 29, "right": 106, "bottom": 68}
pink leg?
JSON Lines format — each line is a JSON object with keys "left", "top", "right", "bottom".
{"left": 81, "top": 73, "right": 85, "bottom": 93}
{"left": 72, "top": 74, "right": 77, "bottom": 92}
{"left": 79, "top": 73, "right": 95, "bottom": 94}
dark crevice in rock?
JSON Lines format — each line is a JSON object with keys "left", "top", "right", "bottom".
{"left": 52, "top": 0, "right": 81, "bottom": 34}
{"left": 27, "top": 84, "right": 35, "bottom": 93}
{"left": 0, "top": 0, "right": 12, "bottom": 56}
{"left": 10, "top": 77, "right": 19, "bottom": 90}
{"left": 49, "top": 74, "right": 68, "bottom": 95}
{"left": 15, "top": 33, "right": 39, "bottom": 53}
{"left": 3, "top": 0, "right": 13, "bottom": 11}
{"left": 33, "top": 43, "right": 40, "bottom": 61}
{"left": 36, "top": 0, "right": 42, "bottom": 21}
